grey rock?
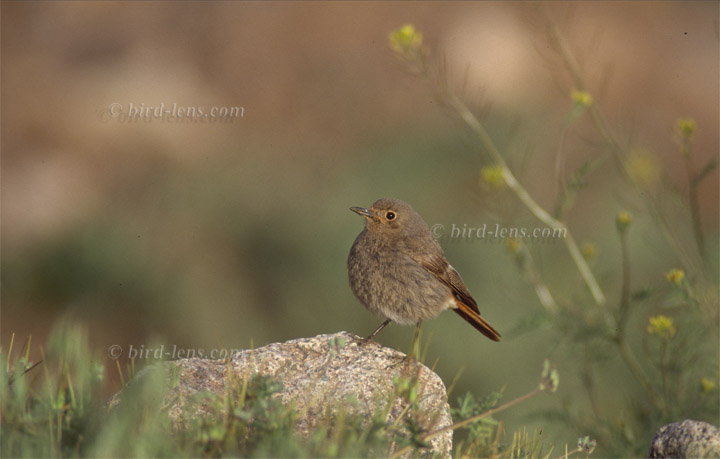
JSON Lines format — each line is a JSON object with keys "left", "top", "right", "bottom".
{"left": 648, "top": 419, "right": 720, "bottom": 458}
{"left": 109, "top": 332, "right": 453, "bottom": 457}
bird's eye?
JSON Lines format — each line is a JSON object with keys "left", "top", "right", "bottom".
{"left": 386, "top": 211, "right": 396, "bottom": 220}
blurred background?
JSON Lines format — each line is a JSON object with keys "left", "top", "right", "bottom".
{"left": 2, "top": 1, "right": 718, "bottom": 454}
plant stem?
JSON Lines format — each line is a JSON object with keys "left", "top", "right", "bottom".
{"left": 517, "top": 245, "right": 560, "bottom": 314}
{"left": 684, "top": 151, "right": 705, "bottom": 257}
{"left": 614, "top": 227, "right": 661, "bottom": 409}
{"left": 581, "top": 356, "right": 601, "bottom": 420}
{"left": 615, "top": 335, "right": 661, "bottom": 410}
{"left": 617, "top": 231, "right": 631, "bottom": 331}
{"left": 390, "top": 387, "right": 542, "bottom": 458}
{"left": 660, "top": 340, "right": 670, "bottom": 416}
{"left": 557, "top": 446, "right": 582, "bottom": 459}
{"left": 547, "top": 16, "right": 713, "bottom": 308}
{"left": 445, "top": 93, "right": 608, "bottom": 314}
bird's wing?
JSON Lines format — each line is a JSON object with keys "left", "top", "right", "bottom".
{"left": 407, "top": 247, "right": 481, "bottom": 314}
{"left": 405, "top": 236, "right": 501, "bottom": 342}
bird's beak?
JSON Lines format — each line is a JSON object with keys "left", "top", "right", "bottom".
{"left": 350, "top": 206, "right": 373, "bottom": 219}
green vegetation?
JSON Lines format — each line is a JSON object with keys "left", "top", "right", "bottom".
{"left": 388, "top": 21, "right": 718, "bottom": 457}
{"left": 2, "top": 320, "right": 577, "bottom": 457}
{"left": 2, "top": 15, "right": 717, "bottom": 458}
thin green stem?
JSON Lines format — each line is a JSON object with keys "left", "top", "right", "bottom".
{"left": 516, "top": 244, "right": 560, "bottom": 314}
{"left": 617, "top": 231, "right": 631, "bottom": 331}
{"left": 581, "top": 355, "right": 601, "bottom": 420}
{"left": 557, "top": 446, "right": 583, "bottom": 459}
{"left": 616, "top": 335, "right": 661, "bottom": 410}
{"left": 547, "top": 16, "right": 712, "bottom": 302}
{"left": 390, "top": 387, "right": 542, "bottom": 458}
{"left": 6, "top": 333, "right": 15, "bottom": 373}
{"left": 684, "top": 150, "right": 705, "bottom": 257}
{"left": 660, "top": 340, "right": 670, "bottom": 415}
{"left": 400, "top": 24, "right": 609, "bottom": 318}
{"left": 614, "top": 226, "right": 661, "bottom": 408}
{"left": 445, "top": 93, "right": 608, "bottom": 313}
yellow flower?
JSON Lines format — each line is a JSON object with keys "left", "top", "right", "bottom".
{"left": 647, "top": 315, "right": 676, "bottom": 339}
{"left": 389, "top": 25, "right": 423, "bottom": 56}
{"left": 675, "top": 118, "right": 697, "bottom": 157}
{"left": 571, "top": 90, "right": 594, "bottom": 107}
{"left": 581, "top": 242, "right": 598, "bottom": 260}
{"left": 675, "top": 118, "right": 697, "bottom": 139}
{"left": 701, "top": 377, "right": 716, "bottom": 393}
{"left": 627, "top": 150, "right": 660, "bottom": 186}
{"left": 616, "top": 211, "right": 632, "bottom": 234}
{"left": 665, "top": 268, "right": 685, "bottom": 286}
{"left": 480, "top": 166, "right": 506, "bottom": 189}
{"left": 506, "top": 238, "right": 521, "bottom": 254}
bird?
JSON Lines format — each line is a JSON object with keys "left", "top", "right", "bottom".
{"left": 347, "top": 197, "right": 500, "bottom": 346}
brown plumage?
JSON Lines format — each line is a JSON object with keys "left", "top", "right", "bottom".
{"left": 347, "top": 198, "right": 500, "bottom": 342}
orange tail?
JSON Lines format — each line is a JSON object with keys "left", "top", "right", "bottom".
{"left": 453, "top": 301, "right": 501, "bottom": 342}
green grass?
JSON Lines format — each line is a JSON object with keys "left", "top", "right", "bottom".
{"left": 1, "top": 320, "right": 578, "bottom": 458}
{"left": 2, "top": 17, "right": 717, "bottom": 459}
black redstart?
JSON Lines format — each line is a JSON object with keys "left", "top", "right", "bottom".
{"left": 347, "top": 198, "right": 500, "bottom": 343}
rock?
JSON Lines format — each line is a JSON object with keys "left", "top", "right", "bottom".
{"left": 108, "top": 332, "right": 453, "bottom": 457}
{"left": 648, "top": 419, "right": 720, "bottom": 458}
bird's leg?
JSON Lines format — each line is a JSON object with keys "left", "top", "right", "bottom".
{"left": 408, "top": 320, "right": 422, "bottom": 360}
{"left": 364, "top": 319, "right": 391, "bottom": 342}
